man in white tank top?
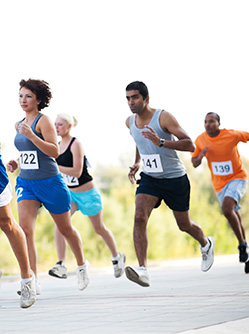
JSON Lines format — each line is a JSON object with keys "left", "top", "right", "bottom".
{"left": 124, "top": 81, "right": 215, "bottom": 287}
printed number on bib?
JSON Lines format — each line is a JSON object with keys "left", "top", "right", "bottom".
{"left": 211, "top": 161, "right": 233, "bottom": 176}
{"left": 19, "top": 151, "right": 39, "bottom": 170}
{"left": 141, "top": 154, "right": 163, "bottom": 173}
{"left": 62, "top": 173, "right": 79, "bottom": 186}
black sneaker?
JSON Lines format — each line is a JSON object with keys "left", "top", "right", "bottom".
{"left": 245, "top": 261, "right": 249, "bottom": 274}
{"left": 238, "top": 243, "right": 248, "bottom": 263}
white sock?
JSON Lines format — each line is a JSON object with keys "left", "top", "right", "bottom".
{"left": 112, "top": 255, "right": 119, "bottom": 261}
{"left": 21, "top": 277, "right": 32, "bottom": 284}
{"left": 201, "top": 238, "right": 210, "bottom": 251}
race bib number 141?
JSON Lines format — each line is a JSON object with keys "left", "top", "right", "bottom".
{"left": 141, "top": 154, "right": 163, "bottom": 173}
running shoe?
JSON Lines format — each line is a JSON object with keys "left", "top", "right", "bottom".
{"left": 125, "top": 266, "right": 150, "bottom": 287}
{"left": 201, "top": 236, "right": 215, "bottom": 272}
{"left": 238, "top": 243, "right": 248, "bottom": 263}
{"left": 20, "top": 271, "right": 36, "bottom": 308}
{"left": 77, "top": 260, "right": 90, "bottom": 291}
{"left": 48, "top": 261, "right": 67, "bottom": 279}
{"left": 17, "top": 278, "right": 41, "bottom": 296}
{"left": 35, "top": 279, "right": 41, "bottom": 295}
{"left": 245, "top": 260, "right": 249, "bottom": 274}
{"left": 112, "top": 252, "right": 126, "bottom": 278}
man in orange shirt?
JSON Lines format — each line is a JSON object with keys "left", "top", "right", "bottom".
{"left": 191, "top": 112, "right": 249, "bottom": 272}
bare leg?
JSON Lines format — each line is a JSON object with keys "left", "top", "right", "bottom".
{"left": 133, "top": 193, "right": 158, "bottom": 267}
{"left": 235, "top": 209, "right": 246, "bottom": 242}
{"left": 88, "top": 210, "right": 118, "bottom": 257}
{"left": 173, "top": 210, "right": 208, "bottom": 247}
{"left": 222, "top": 197, "right": 245, "bottom": 244}
{"left": 53, "top": 201, "right": 78, "bottom": 262}
{"left": 18, "top": 200, "right": 40, "bottom": 277}
{"left": 0, "top": 203, "right": 32, "bottom": 279}
{"left": 51, "top": 210, "right": 84, "bottom": 266}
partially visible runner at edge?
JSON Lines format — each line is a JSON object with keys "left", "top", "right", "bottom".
{"left": 191, "top": 112, "right": 249, "bottom": 273}
{"left": 0, "top": 146, "right": 36, "bottom": 308}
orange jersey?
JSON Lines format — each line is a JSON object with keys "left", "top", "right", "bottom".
{"left": 192, "top": 129, "right": 249, "bottom": 193}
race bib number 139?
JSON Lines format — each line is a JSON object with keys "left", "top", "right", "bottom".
{"left": 211, "top": 161, "right": 233, "bottom": 176}
{"left": 141, "top": 154, "right": 163, "bottom": 173}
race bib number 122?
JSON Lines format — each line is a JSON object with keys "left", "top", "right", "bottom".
{"left": 19, "top": 151, "right": 39, "bottom": 170}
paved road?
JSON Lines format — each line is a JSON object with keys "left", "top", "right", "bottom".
{"left": 0, "top": 255, "right": 249, "bottom": 333}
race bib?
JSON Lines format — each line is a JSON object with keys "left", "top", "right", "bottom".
{"left": 211, "top": 161, "right": 233, "bottom": 176}
{"left": 62, "top": 173, "right": 79, "bottom": 186}
{"left": 141, "top": 154, "right": 163, "bottom": 173}
{"left": 19, "top": 151, "right": 39, "bottom": 170}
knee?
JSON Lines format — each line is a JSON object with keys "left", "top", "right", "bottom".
{"left": 19, "top": 222, "right": 34, "bottom": 238}
{"left": 57, "top": 226, "right": 71, "bottom": 238}
{"left": 134, "top": 211, "right": 147, "bottom": 229}
{"left": 0, "top": 217, "right": 14, "bottom": 234}
{"left": 93, "top": 224, "right": 105, "bottom": 236}
{"left": 222, "top": 204, "right": 233, "bottom": 218}
{"left": 177, "top": 220, "right": 191, "bottom": 233}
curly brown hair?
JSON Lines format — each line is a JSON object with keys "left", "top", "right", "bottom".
{"left": 19, "top": 79, "right": 52, "bottom": 111}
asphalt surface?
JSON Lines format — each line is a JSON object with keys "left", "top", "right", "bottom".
{"left": 0, "top": 255, "right": 249, "bottom": 334}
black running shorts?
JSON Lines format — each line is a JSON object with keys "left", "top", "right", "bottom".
{"left": 136, "top": 172, "right": 190, "bottom": 212}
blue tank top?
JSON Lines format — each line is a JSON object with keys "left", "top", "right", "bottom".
{"left": 129, "top": 109, "right": 186, "bottom": 179}
{"left": 14, "top": 113, "right": 59, "bottom": 180}
{"left": 0, "top": 151, "right": 9, "bottom": 194}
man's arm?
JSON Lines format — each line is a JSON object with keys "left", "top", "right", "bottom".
{"left": 140, "top": 111, "right": 195, "bottom": 152}
{"left": 191, "top": 146, "right": 209, "bottom": 168}
{"left": 128, "top": 146, "right": 141, "bottom": 184}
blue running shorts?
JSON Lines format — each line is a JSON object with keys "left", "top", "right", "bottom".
{"left": 136, "top": 172, "right": 190, "bottom": 212}
{"left": 70, "top": 187, "right": 103, "bottom": 216}
{"left": 216, "top": 179, "right": 248, "bottom": 212}
{"left": 15, "top": 174, "right": 71, "bottom": 214}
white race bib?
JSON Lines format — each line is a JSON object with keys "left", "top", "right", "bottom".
{"left": 211, "top": 161, "right": 233, "bottom": 176}
{"left": 19, "top": 151, "right": 39, "bottom": 170}
{"left": 141, "top": 154, "right": 163, "bottom": 173}
{"left": 62, "top": 173, "right": 79, "bottom": 186}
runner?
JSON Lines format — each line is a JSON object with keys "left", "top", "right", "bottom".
{"left": 48, "top": 113, "right": 125, "bottom": 279}
{"left": 7, "top": 79, "right": 89, "bottom": 293}
{"left": 124, "top": 81, "right": 215, "bottom": 287}
{"left": 191, "top": 112, "right": 249, "bottom": 272}
{"left": 0, "top": 147, "right": 36, "bottom": 308}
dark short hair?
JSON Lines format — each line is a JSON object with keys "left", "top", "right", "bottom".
{"left": 206, "top": 112, "right": 220, "bottom": 124}
{"left": 126, "top": 81, "right": 149, "bottom": 100}
{"left": 19, "top": 79, "right": 52, "bottom": 111}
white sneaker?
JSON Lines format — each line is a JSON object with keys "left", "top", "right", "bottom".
{"left": 48, "top": 261, "right": 67, "bottom": 279}
{"left": 20, "top": 272, "right": 36, "bottom": 309}
{"left": 77, "top": 260, "right": 90, "bottom": 291}
{"left": 125, "top": 266, "right": 150, "bottom": 287}
{"left": 112, "top": 252, "right": 126, "bottom": 278}
{"left": 35, "top": 279, "right": 41, "bottom": 295}
{"left": 201, "top": 236, "right": 215, "bottom": 272}
{"left": 17, "top": 277, "right": 41, "bottom": 296}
